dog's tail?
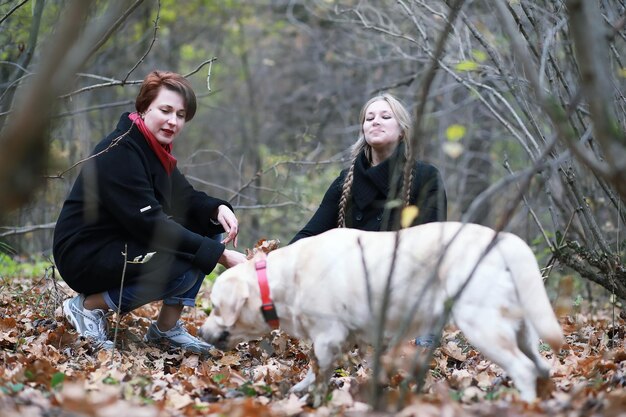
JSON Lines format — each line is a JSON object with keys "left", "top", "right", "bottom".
{"left": 505, "top": 234, "right": 565, "bottom": 352}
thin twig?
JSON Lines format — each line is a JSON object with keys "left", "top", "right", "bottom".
{"left": 0, "top": 222, "right": 55, "bottom": 237}
{"left": 0, "top": 0, "right": 29, "bottom": 26}
{"left": 59, "top": 58, "right": 217, "bottom": 99}
{"left": 122, "top": 0, "right": 159, "bottom": 82}
{"left": 402, "top": 0, "right": 467, "bottom": 202}
{"left": 370, "top": 231, "right": 401, "bottom": 410}
{"left": 48, "top": 119, "right": 135, "bottom": 179}
{"left": 110, "top": 243, "right": 129, "bottom": 365}
{"left": 357, "top": 237, "right": 374, "bottom": 314}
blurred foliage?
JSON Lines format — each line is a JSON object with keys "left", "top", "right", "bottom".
{"left": 0, "top": 253, "right": 50, "bottom": 279}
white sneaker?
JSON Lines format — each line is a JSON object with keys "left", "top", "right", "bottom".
{"left": 144, "top": 320, "right": 212, "bottom": 355}
{"left": 63, "top": 294, "right": 113, "bottom": 349}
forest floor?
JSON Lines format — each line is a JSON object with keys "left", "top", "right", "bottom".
{"left": 1, "top": 269, "right": 626, "bottom": 417}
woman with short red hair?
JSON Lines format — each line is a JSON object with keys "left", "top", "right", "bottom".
{"left": 53, "top": 70, "right": 246, "bottom": 354}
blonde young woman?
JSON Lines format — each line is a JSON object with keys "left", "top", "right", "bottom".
{"left": 291, "top": 93, "right": 446, "bottom": 241}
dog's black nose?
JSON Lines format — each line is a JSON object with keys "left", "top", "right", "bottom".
{"left": 217, "top": 330, "right": 230, "bottom": 342}
{"left": 214, "top": 330, "right": 230, "bottom": 350}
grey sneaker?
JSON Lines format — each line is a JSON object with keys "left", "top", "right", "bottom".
{"left": 144, "top": 320, "right": 212, "bottom": 355}
{"left": 63, "top": 294, "right": 113, "bottom": 350}
{"left": 414, "top": 333, "right": 437, "bottom": 348}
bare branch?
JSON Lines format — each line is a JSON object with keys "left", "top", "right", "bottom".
{"left": 0, "top": 0, "right": 44, "bottom": 130}
{"left": 0, "top": 222, "right": 55, "bottom": 238}
{"left": 59, "top": 57, "right": 217, "bottom": 99}
{"left": 0, "top": 0, "right": 30, "bottom": 26}
{"left": 401, "top": 0, "right": 466, "bottom": 203}
{"left": 86, "top": 0, "right": 146, "bottom": 62}
{"left": 566, "top": 0, "right": 626, "bottom": 174}
{"left": 48, "top": 119, "right": 135, "bottom": 179}
{"left": 0, "top": 0, "right": 133, "bottom": 216}
{"left": 495, "top": 0, "right": 626, "bottom": 202}
{"left": 183, "top": 57, "right": 218, "bottom": 79}
{"left": 122, "top": 0, "right": 158, "bottom": 82}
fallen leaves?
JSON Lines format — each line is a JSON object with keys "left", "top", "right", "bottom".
{"left": 0, "top": 272, "right": 626, "bottom": 417}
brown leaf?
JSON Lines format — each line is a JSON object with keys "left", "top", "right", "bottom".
{"left": 270, "top": 393, "right": 305, "bottom": 416}
{"left": 449, "top": 369, "right": 473, "bottom": 389}
{"left": 165, "top": 390, "right": 194, "bottom": 410}
{"left": 0, "top": 316, "right": 18, "bottom": 331}
{"left": 441, "top": 341, "right": 467, "bottom": 362}
{"left": 218, "top": 352, "right": 241, "bottom": 367}
{"left": 245, "top": 238, "right": 281, "bottom": 259}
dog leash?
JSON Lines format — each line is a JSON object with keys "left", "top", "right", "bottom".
{"left": 255, "top": 259, "right": 279, "bottom": 329}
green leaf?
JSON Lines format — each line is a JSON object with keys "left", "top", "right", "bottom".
{"left": 445, "top": 124, "right": 466, "bottom": 142}
{"left": 471, "top": 49, "right": 488, "bottom": 62}
{"left": 212, "top": 374, "right": 226, "bottom": 384}
{"left": 455, "top": 60, "right": 479, "bottom": 72}
{"left": 51, "top": 372, "right": 65, "bottom": 389}
{"left": 103, "top": 376, "right": 119, "bottom": 385}
{"left": 237, "top": 382, "right": 257, "bottom": 397}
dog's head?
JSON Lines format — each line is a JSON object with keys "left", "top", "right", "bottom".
{"left": 199, "top": 260, "right": 270, "bottom": 350}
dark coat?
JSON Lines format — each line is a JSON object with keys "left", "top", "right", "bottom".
{"left": 53, "top": 113, "right": 229, "bottom": 295}
{"left": 290, "top": 146, "right": 447, "bottom": 243}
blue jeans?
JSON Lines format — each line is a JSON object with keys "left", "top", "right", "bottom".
{"left": 103, "top": 267, "right": 205, "bottom": 314}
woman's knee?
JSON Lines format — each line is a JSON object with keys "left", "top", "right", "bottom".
{"left": 167, "top": 267, "right": 204, "bottom": 296}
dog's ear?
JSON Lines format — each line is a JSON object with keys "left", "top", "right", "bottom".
{"left": 216, "top": 276, "right": 250, "bottom": 328}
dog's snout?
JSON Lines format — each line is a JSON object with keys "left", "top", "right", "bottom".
{"left": 214, "top": 330, "right": 230, "bottom": 349}
{"left": 217, "top": 330, "right": 230, "bottom": 343}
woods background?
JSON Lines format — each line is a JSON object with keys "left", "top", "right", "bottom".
{"left": 0, "top": 0, "right": 624, "bottom": 301}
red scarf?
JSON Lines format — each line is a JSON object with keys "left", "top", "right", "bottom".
{"left": 129, "top": 112, "right": 177, "bottom": 175}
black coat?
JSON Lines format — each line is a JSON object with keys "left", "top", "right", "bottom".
{"left": 290, "top": 146, "right": 447, "bottom": 243}
{"left": 53, "top": 113, "right": 229, "bottom": 295}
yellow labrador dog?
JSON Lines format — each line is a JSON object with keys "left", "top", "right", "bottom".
{"left": 200, "top": 222, "right": 564, "bottom": 402}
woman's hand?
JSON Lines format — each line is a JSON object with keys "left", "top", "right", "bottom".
{"left": 215, "top": 205, "right": 239, "bottom": 247}
{"left": 218, "top": 249, "right": 247, "bottom": 269}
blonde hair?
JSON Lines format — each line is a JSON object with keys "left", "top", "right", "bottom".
{"left": 337, "top": 94, "right": 415, "bottom": 228}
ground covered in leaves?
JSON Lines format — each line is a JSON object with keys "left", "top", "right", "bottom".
{"left": 1, "top": 268, "right": 626, "bottom": 417}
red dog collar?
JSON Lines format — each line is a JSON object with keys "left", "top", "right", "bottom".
{"left": 255, "top": 259, "right": 279, "bottom": 329}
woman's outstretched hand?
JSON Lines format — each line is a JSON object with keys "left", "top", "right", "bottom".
{"left": 216, "top": 204, "right": 239, "bottom": 247}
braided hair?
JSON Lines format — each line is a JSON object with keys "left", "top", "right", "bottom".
{"left": 337, "top": 93, "right": 414, "bottom": 228}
